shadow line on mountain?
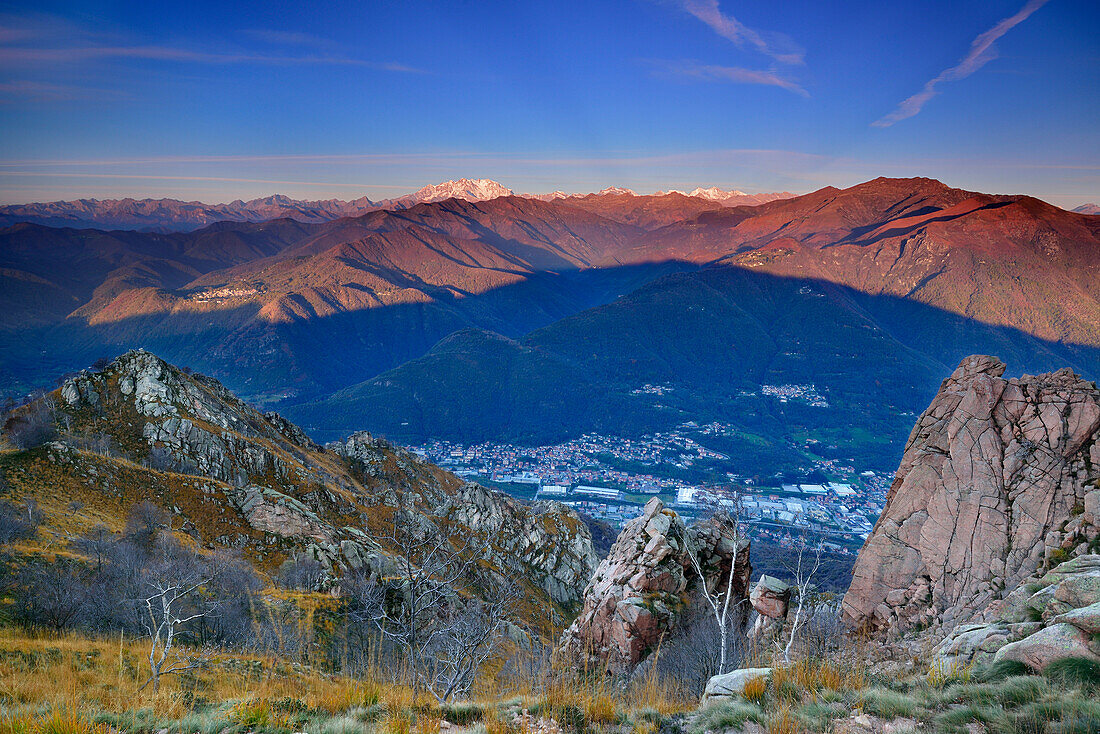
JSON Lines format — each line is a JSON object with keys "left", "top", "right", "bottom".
{"left": 2, "top": 262, "right": 1097, "bottom": 427}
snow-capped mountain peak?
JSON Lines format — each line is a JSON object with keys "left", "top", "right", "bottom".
{"left": 592, "top": 186, "right": 637, "bottom": 196}
{"left": 524, "top": 190, "right": 568, "bottom": 201}
{"left": 689, "top": 186, "right": 747, "bottom": 201}
{"left": 408, "top": 178, "right": 514, "bottom": 204}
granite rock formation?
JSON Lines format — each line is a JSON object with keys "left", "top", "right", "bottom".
{"left": 557, "top": 498, "right": 750, "bottom": 675}
{"left": 842, "top": 355, "right": 1100, "bottom": 638}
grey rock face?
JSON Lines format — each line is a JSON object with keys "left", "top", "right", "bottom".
{"left": 933, "top": 553, "right": 1100, "bottom": 669}
{"left": 330, "top": 432, "right": 599, "bottom": 611}
{"left": 842, "top": 356, "right": 1100, "bottom": 637}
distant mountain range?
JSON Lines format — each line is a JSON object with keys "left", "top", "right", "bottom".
{"left": 1074, "top": 203, "right": 1100, "bottom": 215}
{"left": 2, "top": 176, "right": 1097, "bottom": 474}
{"left": 0, "top": 179, "right": 791, "bottom": 233}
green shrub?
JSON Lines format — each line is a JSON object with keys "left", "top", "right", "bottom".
{"left": 1049, "top": 694, "right": 1100, "bottom": 734}
{"left": 773, "top": 679, "right": 801, "bottom": 704}
{"left": 976, "top": 658, "right": 1032, "bottom": 682}
{"left": 859, "top": 688, "right": 920, "bottom": 719}
{"left": 319, "top": 715, "right": 367, "bottom": 734}
{"left": 553, "top": 703, "right": 586, "bottom": 734}
{"left": 795, "top": 701, "right": 847, "bottom": 731}
{"left": 272, "top": 697, "right": 308, "bottom": 714}
{"left": 441, "top": 702, "right": 485, "bottom": 725}
{"left": 992, "top": 675, "right": 1047, "bottom": 706}
{"left": 690, "top": 701, "right": 765, "bottom": 734}
{"left": 932, "top": 704, "right": 1004, "bottom": 734}
{"left": 1043, "top": 656, "right": 1100, "bottom": 689}
{"left": 348, "top": 704, "right": 384, "bottom": 723}
{"left": 938, "top": 682, "right": 996, "bottom": 707}
{"left": 91, "top": 709, "right": 159, "bottom": 734}
{"left": 1048, "top": 548, "right": 1070, "bottom": 567}
{"left": 168, "top": 710, "right": 234, "bottom": 734}
{"left": 1005, "top": 710, "right": 1048, "bottom": 734}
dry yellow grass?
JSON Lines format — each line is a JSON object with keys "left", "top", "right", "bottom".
{"left": 767, "top": 703, "right": 800, "bottom": 734}
{"left": 0, "top": 626, "right": 694, "bottom": 733}
{"left": 743, "top": 675, "right": 768, "bottom": 704}
{"left": 0, "top": 627, "right": 399, "bottom": 722}
{"left": 769, "top": 657, "right": 865, "bottom": 702}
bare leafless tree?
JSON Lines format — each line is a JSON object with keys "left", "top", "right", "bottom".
{"left": 139, "top": 536, "right": 220, "bottom": 692}
{"left": 423, "top": 587, "right": 516, "bottom": 702}
{"left": 3, "top": 397, "right": 57, "bottom": 449}
{"left": 0, "top": 499, "right": 39, "bottom": 546}
{"left": 359, "top": 501, "right": 511, "bottom": 701}
{"left": 782, "top": 532, "right": 824, "bottom": 663}
{"left": 685, "top": 493, "right": 747, "bottom": 676}
{"left": 275, "top": 553, "right": 327, "bottom": 590}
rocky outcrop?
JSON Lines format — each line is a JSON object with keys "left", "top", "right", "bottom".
{"left": 749, "top": 575, "right": 791, "bottom": 641}
{"left": 933, "top": 553, "right": 1100, "bottom": 670}
{"left": 36, "top": 351, "right": 600, "bottom": 625}
{"left": 445, "top": 481, "right": 598, "bottom": 609}
{"left": 330, "top": 432, "right": 598, "bottom": 611}
{"left": 992, "top": 622, "right": 1100, "bottom": 670}
{"left": 556, "top": 498, "right": 750, "bottom": 675}
{"left": 62, "top": 350, "right": 338, "bottom": 490}
{"left": 842, "top": 356, "right": 1100, "bottom": 637}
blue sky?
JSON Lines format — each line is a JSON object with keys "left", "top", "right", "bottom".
{"left": 0, "top": 0, "right": 1097, "bottom": 206}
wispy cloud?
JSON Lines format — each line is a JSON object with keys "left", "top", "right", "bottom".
{"left": 651, "top": 59, "right": 808, "bottom": 97}
{"left": 0, "top": 14, "right": 423, "bottom": 72}
{"left": 241, "top": 29, "right": 331, "bottom": 47}
{"left": 873, "top": 0, "right": 1051, "bottom": 127}
{"left": 0, "top": 80, "right": 130, "bottom": 101}
{"left": 0, "top": 44, "right": 424, "bottom": 71}
{"left": 673, "top": 0, "right": 803, "bottom": 65}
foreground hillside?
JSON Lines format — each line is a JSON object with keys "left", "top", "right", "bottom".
{"left": 3, "top": 354, "right": 1100, "bottom": 732}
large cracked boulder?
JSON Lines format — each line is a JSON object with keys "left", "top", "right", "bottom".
{"left": 933, "top": 553, "right": 1100, "bottom": 669}
{"left": 556, "top": 498, "right": 750, "bottom": 676}
{"left": 842, "top": 356, "right": 1100, "bottom": 637}
{"left": 992, "top": 623, "right": 1100, "bottom": 670}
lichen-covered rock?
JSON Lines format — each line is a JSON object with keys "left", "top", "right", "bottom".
{"left": 842, "top": 356, "right": 1100, "bottom": 637}
{"left": 992, "top": 623, "right": 1100, "bottom": 670}
{"left": 328, "top": 432, "right": 599, "bottom": 612}
{"left": 234, "top": 486, "right": 331, "bottom": 541}
{"left": 444, "top": 481, "right": 598, "bottom": 609}
{"left": 556, "top": 498, "right": 749, "bottom": 675}
{"left": 932, "top": 622, "right": 1012, "bottom": 668}
{"left": 1053, "top": 601, "right": 1100, "bottom": 633}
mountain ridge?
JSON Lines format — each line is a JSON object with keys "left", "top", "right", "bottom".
{"left": 0, "top": 179, "right": 793, "bottom": 233}
{"left": 3, "top": 176, "right": 1099, "bottom": 471}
